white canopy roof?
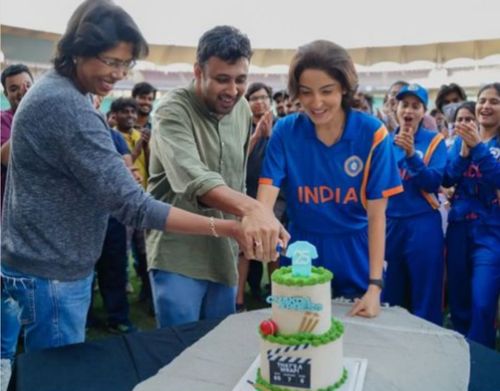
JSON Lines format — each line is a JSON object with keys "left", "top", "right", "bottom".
{"left": 1, "top": 0, "right": 500, "bottom": 67}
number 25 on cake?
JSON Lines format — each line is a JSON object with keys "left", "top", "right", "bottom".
{"left": 256, "top": 241, "right": 347, "bottom": 390}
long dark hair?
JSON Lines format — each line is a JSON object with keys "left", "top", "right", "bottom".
{"left": 53, "top": 0, "right": 148, "bottom": 79}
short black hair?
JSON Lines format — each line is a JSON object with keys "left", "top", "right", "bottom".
{"left": 245, "top": 82, "right": 272, "bottom": 101}
{"left": 110, "top": 97, "right": 139, "bottom": 113}
{"left": 1, "top": 64, "right": 33, "bottom": 90}
{"left": 54, "top": 0, "right": 148, "bottom": 78}
{"left": 131, "top": 82, "right": 157, "bottom": 99}
{"left": 435, "top": 83, "right": 467, "bottom": 112}
{"left": 272, "top": 90, "right": 289, "bottom": 101}
{"left": 196, "top": 25, "right": 252, "bottom": 67}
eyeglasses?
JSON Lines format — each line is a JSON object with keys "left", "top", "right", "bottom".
{"left": 95, "top": 56, "right": 136, "bottom": 70}
{"left": 248, "top": 95, "right": 270, "bottom": 103}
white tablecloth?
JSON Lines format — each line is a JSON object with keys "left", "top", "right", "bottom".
{"left": 134, "top": 302, "right": 470, "bottom": 391}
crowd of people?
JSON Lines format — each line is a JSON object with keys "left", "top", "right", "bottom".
{"left": 0, "top": 0, "right": 498, "bottom": 387}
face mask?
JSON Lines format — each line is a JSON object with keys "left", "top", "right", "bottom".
{"left": 442, "top": 102, "right": 462, "bottom": 123}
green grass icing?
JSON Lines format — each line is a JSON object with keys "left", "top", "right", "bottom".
{"left": 255, "top": 367, "right": 348, "bottom": 391}
{"left": 259, "top": 318, "right": 344, "bottom": 347}
{"left": 271, "top": 266, "right": 333, "bottom": 287}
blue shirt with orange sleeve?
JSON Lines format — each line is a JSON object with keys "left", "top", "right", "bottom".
{"left": 387, "top": 126, "right": 447, "bottom": 218}
{"left": 259, "top": 110, "right": 403, "bottom": 234}
{"left": 443, "top": 136, "right": 500, "bottom": 226}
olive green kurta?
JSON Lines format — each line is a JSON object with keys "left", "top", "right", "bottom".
{"left": 146, "top": 83, "right": 252, "bottom": 286}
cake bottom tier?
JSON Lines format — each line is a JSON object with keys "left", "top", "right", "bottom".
{"left": 259, "top": 319, "right": 346, "bottom": 390}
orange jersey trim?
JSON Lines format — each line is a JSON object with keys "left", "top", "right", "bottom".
{"left": 420, "top": 133, "right": 444, "bottom": 209}
{"left": 360, "top": 126, "right": 388, "bottom": 209}
{"left": 382, "top": 185, "right": 404, "bottom": 198}
{"left": 423, "top": 133, "right": 444, "bottom": 165}
{"left": 259, "top": 178, "right": 274, "bottom": 186}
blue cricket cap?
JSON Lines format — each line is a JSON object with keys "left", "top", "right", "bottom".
{"left": 396, "top": 83, "right": 428, "bottom": 107}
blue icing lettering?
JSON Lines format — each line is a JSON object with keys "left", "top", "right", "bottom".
{"left": 266, "top": 295, "right": 322, "bottom": 312}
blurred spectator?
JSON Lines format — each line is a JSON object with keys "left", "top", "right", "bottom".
{"left": 1, "top": 64, "right": 33, "bottom": 207}
{"left": 435, "top": 83, "right": 467, "bottom": 113}
{"left": 110, "top": 97, "right": 151, "bottom": 308}
{"left": 106, "top": 110, "right": 117, "bottom": 128}
{"left": 430, "top": 108, "right": 449, "bottom": 137}
{"left": 421, "top": 114, "right": 438, "bottom": 131}
{"left": 131, "top": 83, "right": 157, "bottom": 306}
{"left": 1, "top": 65, "right": 33, "bottom": 383}
{"left": 132, "top": 82, "right": 156, "bottom": 131}
{"left": 110, "top": 98, "right": 149, "bottom": 189}
{"left": 352, "top": 91, "right": 374, "bottom": 114}
{"left": 377, "top": 80, "right": 408, "bottom": 132}
{"left": 87, "top": 123, "right": 139, "bottom": 334}
{"left": 237, "top": 82, "right": 277, "bottom": 310}
{"left": 272, "top": 89, "right": 289, "bottom": 118}
{"left": 286, "top": 97, "right": 303, "bottom": 114}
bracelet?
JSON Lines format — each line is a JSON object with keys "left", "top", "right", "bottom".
{"left": 209, "top": 217, "right": 219, "bottom": 238}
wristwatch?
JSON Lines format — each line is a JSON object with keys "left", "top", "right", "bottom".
{"left": 369, "top": 278, "right": 384, "bottom": 290}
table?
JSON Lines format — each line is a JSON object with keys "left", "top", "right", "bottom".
{"left": 8, "top": 308, "right": 500, "bottom": 391}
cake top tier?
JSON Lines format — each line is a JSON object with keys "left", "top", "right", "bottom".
{"left": 272, "top": 266, "right": 333, "bottom": 287}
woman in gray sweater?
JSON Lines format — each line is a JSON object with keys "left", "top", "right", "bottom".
{"left": 0, "top": 0, "right": 272, "bottom": 360}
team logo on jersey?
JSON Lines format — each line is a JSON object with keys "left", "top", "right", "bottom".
{"left": 490, "top": 147, "right": 500, "bottom": 160}
{"left": 344, "top": 156, "right": 363, "bottom": 177}
{"left": 415, "top": 150, "right": 424, "bottom": 159}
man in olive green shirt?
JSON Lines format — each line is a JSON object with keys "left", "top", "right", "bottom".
{"left": 147, "top": 26, "right": 289, "bottom": 327}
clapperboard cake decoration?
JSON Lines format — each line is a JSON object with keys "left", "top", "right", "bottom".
{"left": 268, "top": 344, "right": 311, "bottom": 388}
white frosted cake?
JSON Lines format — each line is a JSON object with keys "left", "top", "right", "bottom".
{"left": 256, "top": 266, "right": 347, "bottom": 390}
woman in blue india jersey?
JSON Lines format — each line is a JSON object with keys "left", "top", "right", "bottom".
{"left": 257, "top": 41, "right": 402, "bottom": 318}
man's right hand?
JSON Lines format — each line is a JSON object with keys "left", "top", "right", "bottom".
{"left": 239, "top": 202, "right": 290, "bottom": 262}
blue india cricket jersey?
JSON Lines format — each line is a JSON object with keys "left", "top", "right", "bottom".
{"left": 259, "top": 110, "right": 403, "bottom": 234}
{"left": 387, "top": 126, "right": 447, "bottom": 218}
{"left": 444, "top": 136, "right": 500, "bottom": 226}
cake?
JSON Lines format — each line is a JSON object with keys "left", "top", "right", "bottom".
{"left": 255, "top": 259, "right": 347, "bottom": 390}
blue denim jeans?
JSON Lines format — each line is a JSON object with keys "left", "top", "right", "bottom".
{"left": 149, "top": 270, "right": 236, "bottom": 328}
{"left": 1, "top": 264, "right": 93, "bottom": 353}
{"left": 1, "top": 279, "right": 21, "bottom": 361}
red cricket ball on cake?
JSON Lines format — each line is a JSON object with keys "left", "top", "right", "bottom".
{"left": 259, "top": 319, "right": 278, "bottom": 336}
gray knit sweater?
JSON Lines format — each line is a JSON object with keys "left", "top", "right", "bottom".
{"left": 1, "top": 70, "right": 170, "bottom": 280}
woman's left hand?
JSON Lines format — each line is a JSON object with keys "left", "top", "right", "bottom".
{"left": 348, "top": 285, "right": 381, "bottom": 318}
